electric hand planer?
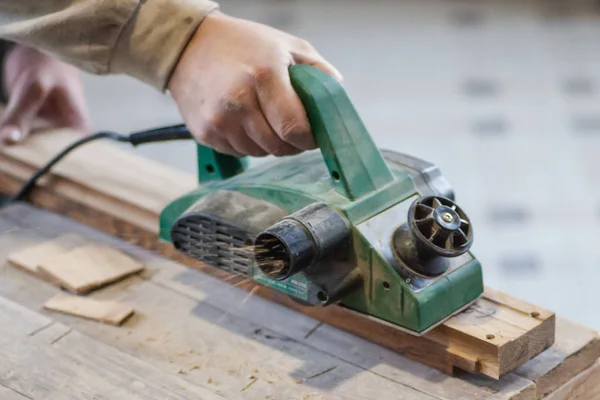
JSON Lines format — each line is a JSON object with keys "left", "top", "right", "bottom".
{"left": 160, "top": 65, "right": 483, "bottom": 335}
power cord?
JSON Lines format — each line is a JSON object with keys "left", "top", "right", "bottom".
{"left": 4, "top": 124, "right": 193, "bottom": 205}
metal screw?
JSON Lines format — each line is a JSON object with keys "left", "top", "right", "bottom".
{"left": 442, "top": 212, "right": 454, "bottom": 223}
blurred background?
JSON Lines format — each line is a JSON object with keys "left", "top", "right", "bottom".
{"left": 81, "top": 0, "right": 600, "bottom": 330}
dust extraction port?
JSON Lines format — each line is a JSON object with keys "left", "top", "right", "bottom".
{"left": 254, "top": 219, "right": 316, "bottom": 281}
{"left": 254, "top": 203, "right": 350, "bottom": 282}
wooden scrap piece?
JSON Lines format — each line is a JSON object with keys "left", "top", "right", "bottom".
{"left": 38, "top": 244, "right": 144, "bottom": 294}
{"left": 7, "top": 234, "right": 85, "bottom": 276}
{"left": 44, "top": 293, "right": 134, "bottom": 326}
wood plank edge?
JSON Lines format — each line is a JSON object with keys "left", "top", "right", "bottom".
{"left": 499, "top": 314, "right": 557, "bottom": 378}
{"left": 43, "top": 294, "right": 135, "bottom": 326}
{"left": 545, "top": 359, "right": 600, "bottom": 400}
{"left": 534, "top": 336, "right": 600, "bottom": 398}
{"left": 0, "top": 155, "right": 158, "bottom": 233}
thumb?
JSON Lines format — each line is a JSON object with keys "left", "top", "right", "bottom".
{"left": 0, "top": 75, "right": 49, "bottom": 144}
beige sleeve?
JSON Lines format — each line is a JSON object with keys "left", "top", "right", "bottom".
{"left": 0, "top": 0, "right": 219, "bottom": 90}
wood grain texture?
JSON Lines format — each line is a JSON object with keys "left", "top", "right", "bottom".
{"left": 0, "top": 129, "right": 557, "bottom": 379}
{"left": 37, "top": 244, "right": 144, "bottom": 294}
{"left": 44, "top": 292, "right": 135, "bottom": 326}
{"left": 545, "top": 359, "right": 600, "bottom": 400}
{"left": 427, "top": 287, "right": 556, "bottom": 378}
{"left": 0, "top": 293, "right": 223, "bottom": 400}
{"left": 0, "top": 385, "right": 29, "bottom": 400}
{"left": 7, "top": 233, "right": 85, "bottom": 276}
{"left": 0, "top": 203, "right": 597, "bottom": 400}
{"left": 514, "top": 318, "right": 600, "bottom": 399}
{"left": 0, "top": 210, "right": 439, "bottom": 400}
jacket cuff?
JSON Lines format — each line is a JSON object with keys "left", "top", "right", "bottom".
{"left": 111, "top": 0, "right": 219, "bottom": 91}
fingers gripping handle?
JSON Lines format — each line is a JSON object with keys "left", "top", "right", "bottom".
{"left": 195, "top": 64, "right": 394, "bottom": 191}
{"left": 289, "top": 65, "right": 394, "bottom": 200}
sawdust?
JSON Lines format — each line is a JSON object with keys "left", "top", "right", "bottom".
{"left": 253, "top": 239, "right": 288, "bottom": 277}
{"left": 300, "top": 394, "right": 327, "bottom": 400}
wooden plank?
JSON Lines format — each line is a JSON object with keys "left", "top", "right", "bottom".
{"left": 44, "top": 293, "right": 135, "bottom": 326}
{"left": 0, "top": 213, "right": 438, "bottom": 400}
{"left": 0, "top": 129, "right": 196, "bottom": 233}
{"left": 0, "top": 129, "right": 556, "bottom": 379}
{"left": 427, "top": 287, "right": 556, "bottom": 378}
{"left": 0, "top": 385, "right": 29, "bottom": 400}
{"left": 150, "top": 264, "right": 538, "bottom": 400}
{"left": 0, "top": 204, "right": 591, "bottom": 400}
{"left": 545, "top": 359, "right": 600, "bottom": 400}
{"left": 0, "top": 293, "right": 223, "bottom": 400}
{"left": 514, "top": 318, "right": 600, "bottom": 399}
{"left": 37, "top": 244, "right": 145, "bottom": 294}
{"left": 7, "top": 233, "right": 85, "bottom": 275}
{"left": 159, "top": 261, "right": 597, "bottom": 400}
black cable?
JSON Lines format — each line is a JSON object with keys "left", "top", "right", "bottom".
{"left": 129, "top": 124, "right": 191, "bottom": 145}
{"left": 3, "top": 124, "right": 194, "bottom": 205}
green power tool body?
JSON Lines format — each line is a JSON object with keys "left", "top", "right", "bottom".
{"left": 160, "top": 65, "right": 483, "bottom": 335}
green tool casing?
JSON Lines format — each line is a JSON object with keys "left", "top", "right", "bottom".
{"left": 160, "top": 65, "right": 483, "bottom": 334}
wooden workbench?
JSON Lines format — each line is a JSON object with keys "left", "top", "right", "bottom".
{"left": 0, "top": 203, "right": 598, "bottom": 400}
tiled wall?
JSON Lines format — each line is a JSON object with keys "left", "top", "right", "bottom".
{"left": 82, "top": 0, "right": 600, "bottom": 329}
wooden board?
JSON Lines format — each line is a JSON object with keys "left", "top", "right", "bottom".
{"left": 427, "top": 287, "right": 556, "bottom": 378}
{"left": 37, "top": 243, "right": 145, "bottom": 294}
{"left": 0, "top": 292, "right": 223, "bottom": 400}
{"left": 0, "top": 204, "right": 598, "bottom": 399}
{"left": 545, "top": 359, "right": 600, "bottom": 400}
{"left": 0, "top": 129, "right": 557, "bottom": 379}
{"left": 0, "top": 385, "right": 29, "bottom": 400}
{"left": 514, "top": 318, "right": 600, "bottom": 398}
{"left": 7, "top": 233, "right": 85, "bottom": 275}
{"left": 44, "top": 292, "right": 135, "bottom": 326}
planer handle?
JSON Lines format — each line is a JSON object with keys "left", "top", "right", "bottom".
{"left": 196, "top": 64, "right": 395, "bottom": 199}
{"left": 289, "top": 64, "right": 394, "bottom": 200}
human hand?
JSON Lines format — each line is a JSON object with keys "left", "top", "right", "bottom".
{"left": 0, "top": 45, "right": 90, "bottom": 144}
{"left": 168, "top": 11, "right": 343, "bottom": 157}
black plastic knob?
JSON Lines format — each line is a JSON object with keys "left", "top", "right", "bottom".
{"left": 407, "top": 196, "right": 473, "bottom": 258}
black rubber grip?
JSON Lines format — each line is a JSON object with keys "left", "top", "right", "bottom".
{"left": 128, "top": 124, "right": 193, "bottom": 146}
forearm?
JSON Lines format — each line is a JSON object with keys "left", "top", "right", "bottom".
{"left": 0, "top": 0, "right": 218, "bottom": 90}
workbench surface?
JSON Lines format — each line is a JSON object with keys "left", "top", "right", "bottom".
{"left": 0, "top": 203, "right": 597, "bottom": 400}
